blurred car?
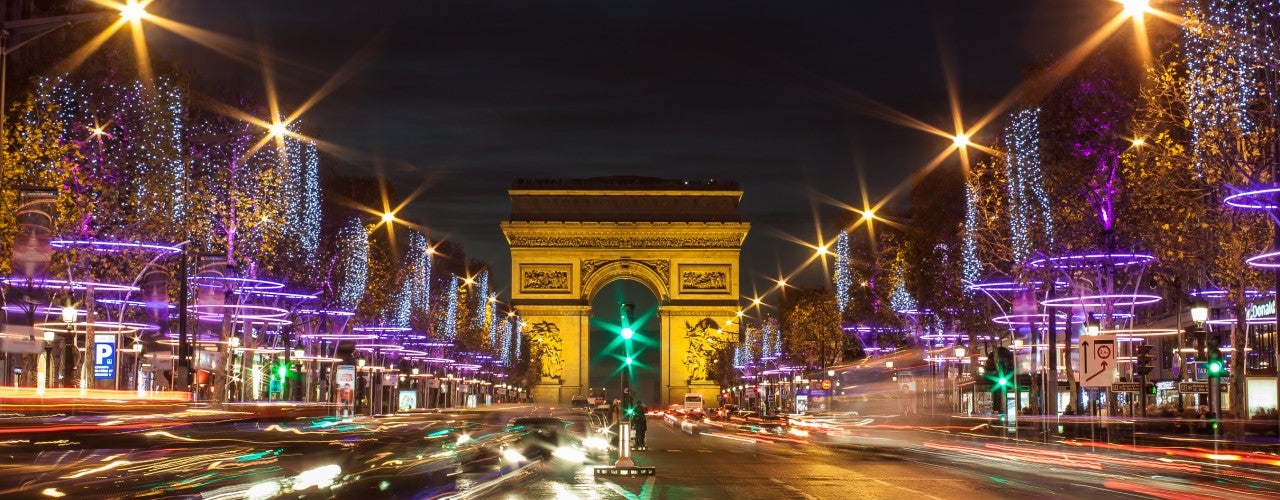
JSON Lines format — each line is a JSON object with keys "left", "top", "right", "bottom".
{"left": 663, "top": 408, "right": 686, "bottom": 428}
{"left": 680, "top": 417, "right": 701, "bottom": 436}
{"left": 570, "top": 395, "right": 589, "bottom": 409}
{"left": 502, "top": 417, "right": 589, "bottom": 471}
{"left": 730, "top": 411, "right": 788, "bottom": 435}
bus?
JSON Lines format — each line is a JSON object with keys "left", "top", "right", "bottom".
{"left": 683, "top": 393, "right": 704, "bottom": 411}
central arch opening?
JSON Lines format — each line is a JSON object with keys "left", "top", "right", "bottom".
{"left": 589, "top": 280, "right": 660, "bottom": 407}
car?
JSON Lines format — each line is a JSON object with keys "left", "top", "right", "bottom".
{"left": 502, "top": 417, "right": 589, "bottom": 471}
{"left": 570, "top": 395, "right": 589, "bottom": 409}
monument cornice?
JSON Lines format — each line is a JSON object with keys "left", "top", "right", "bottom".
{"left": 509, "top": 189, "right": 743, "bottom": 200}
{"left": 501, "top": 221, "right": 750, "bottom": 248}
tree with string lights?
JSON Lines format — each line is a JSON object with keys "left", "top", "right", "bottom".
{"left": 1122, "top": 0, "right": 1279, "bottom": 419}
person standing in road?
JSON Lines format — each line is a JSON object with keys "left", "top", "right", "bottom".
{"left": 633, "top": 401, "right": 648, "bottom": 449}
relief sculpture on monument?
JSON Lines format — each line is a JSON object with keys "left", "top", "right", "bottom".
{"left": 682, "top": 318, "right": 720, "bottom": 384}
{"left": 527, "top": 320, "right": 564, "bottom": 380}
{"left": 521, "top": 265, "right": 570, "bottom": 292}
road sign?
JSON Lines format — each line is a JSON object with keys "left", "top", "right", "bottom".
{"left": 1080, "top": 335, "right": 1116, "bottom": 388}
{"left": 1178, "top": 381, "right": 1228, "bottom": 393}
{"left": 820, "top": 379, "right": 832, "bottom": 390}
{"left": 93, "top": 333, "right": 115, "bottom": 379}
{"left": 1110, "top": 382, "right": 1144, "bottom": 392}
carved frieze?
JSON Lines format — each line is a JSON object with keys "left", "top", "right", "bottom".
{"left": 519, "top": 264, "right": 572, "bottom": 293}
{"left": 678, "top": 264, "right": 730, "bottom": 293}
{"left": 508, "top": 235, "right": 742, "bottom": 248}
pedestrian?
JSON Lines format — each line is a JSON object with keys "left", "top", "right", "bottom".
{"left": 633, "top": 401, "right": 649, "bottom": 449}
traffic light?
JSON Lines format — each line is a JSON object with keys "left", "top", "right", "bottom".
{"left": 276, "top": 360, "right": 287, "bottom": 379}
{"left": 1133, "top": 344, "right": 1154, "bottom": 377}
{"left": 1207, "top": 335, "right": 1224, "bottom": 377}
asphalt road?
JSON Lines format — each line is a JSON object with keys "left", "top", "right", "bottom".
{"left": 482, "top": 414, "right": 1280, "bottom": 499}
{"left": 2, "top": 406, "right": 1276, "bottom": 499}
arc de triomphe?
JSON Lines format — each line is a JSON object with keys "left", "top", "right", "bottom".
{"left": 500, "top": 177, "right": 749, "bottom": 405}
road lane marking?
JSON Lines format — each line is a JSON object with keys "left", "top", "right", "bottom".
{"left": 769, "top": 477, "right": 817, "bottom": 500}
{"left": 667, "top": 449, "right": 682, "bottom": 452}
{"left": 868, "top": 477, "right": 945, "bottom": 500}
{"left": 600, "top": 477, "right": 656, "bottom": 500}
{"left": 697, "top": 449, "right": 711, "bottom": 453}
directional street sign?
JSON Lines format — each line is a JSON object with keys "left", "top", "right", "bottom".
{"left": 1178, "top": 382, "right": 1228, "bottom": 394}
{"left": 1110, "top": 382, "right": 1144, "bottom": 392}
{"left": 1080, "top": 335, "right": 1117, "bottom": 388}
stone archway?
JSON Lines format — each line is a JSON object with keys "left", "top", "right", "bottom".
{"left": 500, "top": 177, "right": 750, "bottom": 405}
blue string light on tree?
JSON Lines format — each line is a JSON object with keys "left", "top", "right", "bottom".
{"left": 1003, "top": 107, "right": 1053, "bottom": 265}
{"left": 441, "top": 275, "right": 460, "bottom": 341}
{"left": 1182, "top": 0, "right": 1277, "bottom": 169}
{"left": 475, "top": 270, "right": 490, "bottom": 333}
{"left": 889, "top": 265, "right": 917, "bottom": 314}
{"left": 334, "top": 217, "right": 368, "bottom": 311}
{"left": 31, "top": 76, "right": 187, "bottom": 238}
{"left": 834, "top": 230, "right": 852, "bottom": 314}
{"left": 498, "top": 318, "right": 514, "bottom": 364}
{"left": 299, "top": 140, "right": 321, "bottom": 263}
{"left": 405, "top": 232, "right": 432, "bottom": 326}
{"left": 962, "top": 182, "right": 981, "bottom": 287}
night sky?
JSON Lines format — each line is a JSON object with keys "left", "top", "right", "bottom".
{"left": 149, "top": 0, "right": 1117, "bottom": 295}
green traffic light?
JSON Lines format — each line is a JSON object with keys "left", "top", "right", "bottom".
{"left": 625, "top": 407, "right": 635, "bottom": 417}
{"left": 1207, "top": 361, "right": 1223, "bottom": 375}
{"left": 620, "top": 327, "right": 634, "bottom": 340}
{"left": 997, "top": 377, "right": 1008, "bottom": 387}
{"left": 277, "top": 363, "right": 286, "bottom": 379}
{"left": 625, "top": 356, "right": 633, "bottom": 365}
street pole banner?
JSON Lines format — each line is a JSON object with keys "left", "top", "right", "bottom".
{"left": 1080, "top": 335, "right": 1117, "bottom": 388}
{"left": 94, "top": 333, "right": 116, "bottom": 379}
{"left": 11, "top": 188, "right": 56, "bottom": 279}
{"left": 143, "top": 266, "right": 171, "bottom": 327}
{"left": 196, "top": 254, "right": 227, "bottom": 306}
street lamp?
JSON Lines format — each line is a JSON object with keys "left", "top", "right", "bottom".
{"left": 1190, "top": 299, "right": 1209, "bottom": 325}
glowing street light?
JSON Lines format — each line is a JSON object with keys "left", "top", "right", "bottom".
{"left": 1131, "top": 137, "right": 1146, "bottom": 147}
{"left": 1119, "top": 0, "right": 1149, "bottom": 18}
{"left": 118, "top": 1, "right": 148, "bottom": 22}
{"left": 951, "top": 133, "right": 971, "bottom": 148}
{"left": 861, "top": 208, "right": 876, "bottom": 221}
{"left": 61, "top": 305, "right": 78, "bottom": 324}
{"left": 380, "top": 211, "right": 396, "bottom": 224}
{"left": 267, "top": 120, "right": 289, "bottom": 139}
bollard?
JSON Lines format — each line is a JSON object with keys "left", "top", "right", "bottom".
{"left": 615, "top": 420, "right": 634, "bottom": 467}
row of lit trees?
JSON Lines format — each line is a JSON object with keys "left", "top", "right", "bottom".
{"left": 834, "top": 0, "right": 1279, "bottom": 419}
{"left": 0, "top": 63, "right": 526, "bottom": 385}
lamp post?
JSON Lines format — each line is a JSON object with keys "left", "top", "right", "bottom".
{"left": 954, "top": 346, "right": 966, "bottom": 412}
{"left": 1188, "top": 298, "right": 1210, "bottom": 415}
{"left": 39, "top": 329, "right": 54, "bottom": 393}
{"left": 130, "top": 338, "right": 142, "bottom": 395}
{"left": 61, "top": 305, "right": 76, "bottom": 389}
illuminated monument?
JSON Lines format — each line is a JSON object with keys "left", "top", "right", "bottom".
{"left": 501, "top": 177, "right": 749, "bottom": 405}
